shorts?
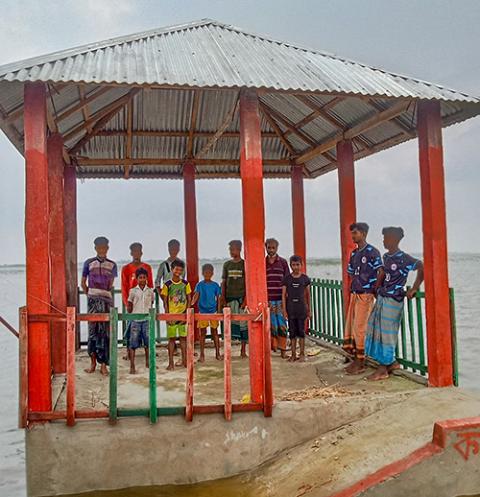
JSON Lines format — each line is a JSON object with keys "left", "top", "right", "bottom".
{"left": 288, "top": 317, "right": 306, "bottom": 339}
{"left": 130, "top": 320, "right": 149, "bottom": 349}
{"left": 167, "top": 322, "right": 187, "bottom": 339}
{"left": 198, "top": 320, "right": 219, "bottom": 330}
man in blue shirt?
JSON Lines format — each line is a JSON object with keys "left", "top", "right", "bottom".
{"left": 365, "top": 227, "right": 424, "bottom": 381}
{"left": 343, "top": 223, "right": 384, "bottom": 375}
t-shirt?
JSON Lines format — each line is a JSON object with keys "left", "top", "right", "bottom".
{"left": 378, "top": 251, "right": 420, "bottom": 301}
{"left": 128, "top": 285, "right": 154, "bottom": 316}
{"left": 266, "top": 255, "right": 289, "bottom": 302}
{"left": 82, "top": 256, "right": 117, "bottom": 302}
{"left": 195, "top": 280, "right": 221, "bottom": 313}
{"left": 155, "top": 258, "right": 185, "bottom": 289}
{"left": 283, "top": 273, "right": 311, "bottom": 319}
{"left": 121, "top": 262, "right": 154, "bottom": 305}
{"left": 160, "top": 279, "right": 192, "bottom": 314}
{"left": 222, "top": 259, "right": 246, "bottom": 300}
{"left": 347, "top": 244, "right": 383, "bottom": 294}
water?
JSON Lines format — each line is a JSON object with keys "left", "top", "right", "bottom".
{"left": 0, "top": 255, "right": 478, "bottom": 496}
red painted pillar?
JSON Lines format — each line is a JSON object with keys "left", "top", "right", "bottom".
{"left": 183, "top": 161, "right": 199, "bottom": 290}
{"left": 291, "top": 163, "right": 307, "bottom": 268}
{"left": 239, "top": 88, "right": 268, "bottom": 404}
{"left": 417, "top": 100, "right": 453, "bottom": 387}
{"left": 63, "top": 163, "right": 78, "bottom": 347}
{"left": 24, "top": 82, "right": 52, "bottom": 412}
{"left": 48, "top": 133, "right": 67, "bottom": 373}
{"left": 336, "top": 140, "right": 357, "bottom": 313}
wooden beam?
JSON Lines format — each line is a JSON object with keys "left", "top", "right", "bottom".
{"left": 76, "top": 158, "right": 290, "bottom": 166}
{"left": 368, "top": 98, "right": 416, "bottom": 137}
{"left": 57, "top": 86, "right": 112, "bottom": 123}
{"left": 297, "top": 100, "right": 411, "bottom": 164}
{"left": 69, "top": 89, "right": 140, "bottom": 153}
{"left": 196, "top": 96, "right": 238, "bottom": 158}
{"left": 286, "top": 96, "right": 342, "bottom": 135}
{"left": 124, "top": 99, "right": 133, "bottom": 179}
{"left": 187, "top": 90, "right": 201, "bottom": 158}
{"left": 94, "top": 130, "right": 278, "bottom": 138}
{"left": 259, "top": 104, "right": 296, "bottom": 155}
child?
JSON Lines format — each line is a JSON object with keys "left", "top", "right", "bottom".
{"left": 160, "top": 259, "right": 192, "bottom": 370}
{"left": 81, "top": 236, "right": 117, "bottom": 376}
{"left": 343, "top": 223, "right": 384, "bottom": 375}
{"left": 127, "top": 267, "right": 154, "bottom": 374}
{"left": 282, "top": 255, "right": 311, "bottom": 362}
{"left": 193, "top": 264, "right": 222, "bottom": 362}
{"left": 155, "top": 239, "right": 185, "bottom": 293}
{"left": 221, "top": 240, "right": 248, "bottom": 359}
{"left": 365, "top": 227, "right": 424, "bottom": 381}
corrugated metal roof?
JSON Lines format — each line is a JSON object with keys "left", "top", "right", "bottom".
{"left": 0, "top": 18, "right": 479, "bottom": 179}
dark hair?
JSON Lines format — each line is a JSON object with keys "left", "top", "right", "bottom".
{"left": 135, "top": 267, "right": 148, "bottom": 278}
{"left": 289, "top": 255, "right": 303, "bottom": 264}
{"left": 265, "top": 238, "right": 279, "bottom": 248}
{"left": 229, "top": 239, "right": 242, "bottom": 249}
{"left": 94, "top": 236, "right": 109, "bottom": 246}
{"left": 171, "top": 258, "right": 185, "bottom": 269}
{"left": 350, "top": 222, "right": 369, "bottom": 235}
{"left": 129, "top": 242, "right": 142, "bottom": 251}
{"left": 202, "top": 263, "right": 214, "bottom": 272}
{"left": 168, "top": 239, "right": 180, "bottom": 248}
{"left": 382, "top": 226, "right": 404, "bottom": 240}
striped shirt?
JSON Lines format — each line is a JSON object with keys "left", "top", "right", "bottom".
{"left": 82, "top": 256, "right": 117, "bottom": 302}
{"left": 266, "top": 255, "right": 289, "bottom": 302}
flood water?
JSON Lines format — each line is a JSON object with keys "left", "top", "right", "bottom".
{"left": 0, "top": 255, "right": 479, "bottom": 496}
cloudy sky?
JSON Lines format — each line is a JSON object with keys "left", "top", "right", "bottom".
{"left": 0, "top": 0, "right": 479, "bottom": 264}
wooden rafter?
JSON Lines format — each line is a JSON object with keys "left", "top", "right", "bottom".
{"left": 367, "top": 98, "right": 416, "bottom": 137}
{"left": 124, "top": 99, "right": 134, "bottom": 178}
{"left": 76, "top": 158, "right": 290, "bottom": 167}
{"left": 67, "top": 88, "right": 140, "bottom": 151}
{"left": 94, "top": 130, "right": 278, "bottom": 138}
{"left": 187, "top": 90, "right": 201, "bottom": 158}
{"left": 57, "top": 86, "right": 112, "bottom": 123}
{"left": 196, "top": 96, "right": 238, "bottom": 159}
{"left": 296, "top": 100, "right": 412, "bottom": 164}
{"left": 259, "top": 104, "right": 296, "bottom": 156}
{"left": 285, "top": 97, "right": 342, "bottom": 136}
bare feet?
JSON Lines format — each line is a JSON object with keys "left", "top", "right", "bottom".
{"left": 175, "top": 360, "right": 183, "bottom": 367}
{"left": 388, "top": 362, "right": 401, "bottom": 373}
{"left": 366, "top": 367, "right": 389, "bottom": 381}
{"left": 84, "top": 366, "right": 96, "bottom": 374}
{"left": 216, "top": 354, "right": 224, "bottom": 361}
{"left": 345, "top": 360, "right": 366, "bottom": 375}
{"left": 166, "top": 364, "right": 174, "bottom": 371}
{"left": 100, "top": 364, "right": 109, "bottom": 376}
{"left": 129, "top": 367, "right": 136, "bottom": 374}
{"left": 199, "top": 355, "right": 205, "bottom": 363}
{"left": 297, "top": 354, "right": 306, "bottom": 362}
{"left": 240, "top": 353, "right": 248, "bottom": 359}
{"left": 288, "top": 355, "right": 296, "bottom": 362}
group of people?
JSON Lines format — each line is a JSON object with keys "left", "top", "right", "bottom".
{"left": 81, "top": 222, "right": 422, "bottom": 381}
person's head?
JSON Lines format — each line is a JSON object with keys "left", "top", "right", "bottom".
{"left": 350, "top": 222, "right": 369, "bottom": 244}
{"left": 382, "top": 226, "right": 404, "bottom": 251}
{"left": 229, "top": 240, "right": 242, "bottom": 259}
{"left": 94, "top": 236, "right": 109, "bottom": 258}
{"left": 168, "top": 239, "right": 180, "bottom": 258}
{"left": 265, "top": 238, "right": 279, "bottom": 258}
{"left": 289, "top": 255, "right": 303, "bottom": 273}
{"left": 135, "top": 267, "right": 148, "bottom": 287}
{"left": 129, "top": 242, "right": 143, "bottom": 262}
{"left": 202, "top": 263, "right": 214, "bottom": 281}
{"left": 171, "top": 258, "right": 185, "bottom": 279}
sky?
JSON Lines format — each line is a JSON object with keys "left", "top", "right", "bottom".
{"left": 0, "top": 0, "right": 479, "bottom": 264}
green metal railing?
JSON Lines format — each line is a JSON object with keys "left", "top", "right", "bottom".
{"left": 309, "top": 279, "right": 458, "bottom": 384}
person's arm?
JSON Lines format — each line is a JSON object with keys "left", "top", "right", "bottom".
{"left": 282, "top": 285, "right": 287, "bottom": 317}
{"left": 374, "top": 267, "right": 386, "bottom": 293}
{"left": 127, "top": 301, "right": 133, "bottom": 313}
{"left": 155, "top": 262, "right": 164, "bottom": 294}
{"left": 121, "top": 267, "right": 128, "bottom": 306}
{"left": 160, "top": 285, "right": 168, "bottom": 312}
{"left": 109, "top": 263, "right": 117, "bottom": 291}
{"left": 81, "top": 260, "right": 89, "bottom": 295}
{"left": 81, "top": 276, "right": 88, "bottom": 295}
{"left": 305, "top": 285, "right": 311, "bottom": 320}
{"left": 186, "top": 284, "right": 192, "bottom": 308}
{"left": 191, "top": 291, "right": 199, "bottom": 306}
{"left": 406, "top": 261, "right": 424, "bottom": 299}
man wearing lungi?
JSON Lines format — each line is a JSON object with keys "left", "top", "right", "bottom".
{"left": 365, "top": 227, "right": 424, "bottom": 381}
{"left": 343, "top": 223, "right": 384, "bottom": 375}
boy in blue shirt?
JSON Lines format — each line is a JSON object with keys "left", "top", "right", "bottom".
{"left": 193, "top": 264, "right": 222, "bottom": 362}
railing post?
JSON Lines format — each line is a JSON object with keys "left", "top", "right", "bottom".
{"left": 185, "top": 308, "right": 195, "bottom": 422}
{"left": 66, "top": 306, "right": 76, "bottom": 427}
{"left": 263, "top": 307, "right": 273, "bottom": 417}
{"left": 109, "top": 308, "right": 118, "bottom": 424}
{"left": 149, "top": 308, "right": 158, "bottom": 423}
{"left": 223, "top": 307, "right": 232, "bottom": 421}
{"left": 18, "top": 306, "right": 28, "bottom": 429}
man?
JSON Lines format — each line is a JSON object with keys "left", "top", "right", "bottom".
{"left": 155, "top": 239, "right": 185, "bottom": 293}
{"left": 265, "top": 238, "right": 289, "bottom": 358}
{"left": 343, "top": 223, "right": 384, "bottom": 375}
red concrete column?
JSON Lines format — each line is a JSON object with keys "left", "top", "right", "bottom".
{"left": 417, "top": 100, "right": 453, "bottom": 387}
{"left": 48, "top": 133, "right": 67, "bottom": 373}
{"left": 336, "top": 140, "right": 357, "bottom": 313}
{"left": 291, "top": 163, "right": 307, "bottom": 267}
{"left": 239, "top": 88, "right": 269, "bottom": 404}
{"left": 24, "top": 82, "right": 52, "bottom": 412}
{"left": 183, "top": 161, "right": 199, "bottom": 291}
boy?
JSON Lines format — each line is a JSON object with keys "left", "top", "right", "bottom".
{"left": 343, "top": 223, "right": 384, "bottom": 375}
{"left": 155, "top": 239, "right": 185, "bottom": 293}
{"left": 192, "top": 264, "right": 222, "bottom": 362}
{"left": 265, "top": 238, "right": 289, "bottom": 358}
{"left": 221, "top": 240, "right": 248, "bottom": 359}
{"left": 282, "top": 255, "right": 311, "bottom": 362}
{"left": 127, "top": 267, "right": 154, "bottom": 374}
{"left": 160, "top": 259, "right": 192, "bottom": 370}
{"left": 81, "top": 236, "right": 117, "bottom": 376}
{"left": 365, "top": 227, "right": 424, "bottom": 381}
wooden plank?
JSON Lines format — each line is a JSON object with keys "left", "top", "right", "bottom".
{"left": 56, "top": 86, "right": 112, "bottom": 123}
{"left": 223, "top": 306, "right": 232, "bottom": 421}
{"left": 187, "top": 90, "right": 201, "bottom": 158}
{"left": 262, "top": 307, "right": 273, "bottom": 417}
{"left": 66, "top": 307, "right": 76, "bottom": 427}
{"left": 0, "top": 314, "right": 19, "bottom": 338}
{"left": 18, "top": 307, "right": 28, "bottom": 428}
{"left": 185, "top": 308, "right": 195, "bottom": 422}
{"left": 259, "top": 104, "right": 296, "bottom": 155}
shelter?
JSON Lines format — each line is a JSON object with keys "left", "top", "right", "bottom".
{"left": 1, "top": 19, "right": 479, "bottom": 419}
